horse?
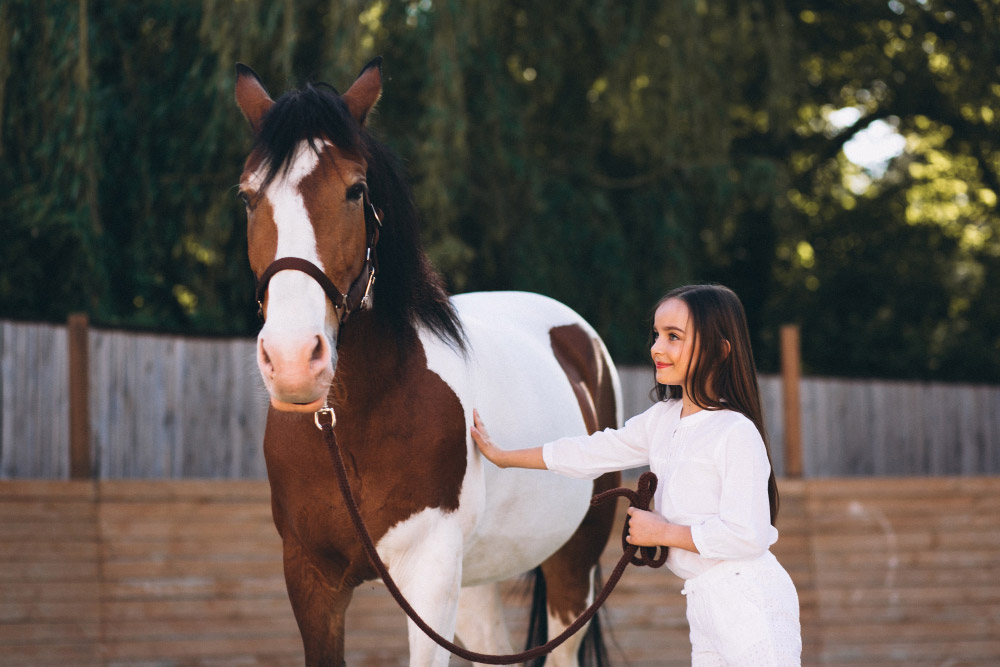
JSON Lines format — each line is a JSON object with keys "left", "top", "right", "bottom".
{"left": 234, "top": 57, "right": 622, "bottom": 667}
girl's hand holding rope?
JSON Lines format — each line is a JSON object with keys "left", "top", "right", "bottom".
{"left": 624, "top": 507, "right": 672, "bottom": 546}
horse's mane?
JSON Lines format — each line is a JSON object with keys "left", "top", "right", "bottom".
{"left": 251, "top": 81, "right": 465, "bottom": 351}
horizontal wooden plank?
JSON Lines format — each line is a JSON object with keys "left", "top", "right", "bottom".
{"left": 816, "top": 584, "right": 1000, "bottom": 606}
{"left": 97, "top": 480, "right": 271, "bottom": 502}
{"left": 0, "top": 581, "right": 101, "bottom": 602}
{"left": 811, "top": 530, "right": 1000, "bottom": 552}
{"left": 816, "top": 611, "right": 1000, "bottom": 637}
{"left": 98, "top": 502, "right": 273, "bottom": 523}
{"left": 807, "top": 516, "right": 1000, "bottom": 536}
{"left": 0, "top": 540, "right": 100, "bottom": 561}
{"left": 102, "top": 558, "right": 283, "bottom": 580}
{"left": 101, "top": 538, "right": 279, "bottom": 560}
{"left": 101, "top": 662, "right": 291, "bottom": 667}
{"left": 803, "top": 569, "right": 999, "bottom": 589}
{"left": 805, "top": 476, "right": 1000, "bottom": 498}
{"left": 0, "top": 503, "right": 96, "bottom": 522}
{"left": 0, "top": 561, "right": 99, "bottom": 582}
{"left": 100, "top": 635, "right": 305, "bottom": 661}
{"left": 99, "top": 615, "right": 300, "bottom": 642}
{"left": 812, "top": 601, "right": 1000, "bottom": 625}
{"left": 98, "top": 517, "right": 276, "bottom": 540}
{"left": 809, "top": 547, "right": 1000, "bottom": 569}
{"left": 0, "top": 620, "right": 99, "bottom": 643}
{"left": 102, "top": 596, "right": 294, "bottom": 622}
{"left": 103, "top": 576, "right": 288, "bottom": 601}
{"left": 815, "top": 638, "right": 1000, "bottom": 662}
{"left": 0, "top": 481, "right": 96, "bottom": 500}
{"left": 0, "top": 523, "right": 96, "bottom": 540}
{"left": 805, "top": 498, "right": 1000, "bottom": 519}
{"left": 0, "top": 647, "right": 101, "bottom": 666}
{"left": 0, "top": 601, "right": 100, "bottom": 624}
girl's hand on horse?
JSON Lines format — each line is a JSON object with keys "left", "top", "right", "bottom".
{"left": 471, "top": 410, "right": 548, "bottom": 470}
{"left": 471, "top": 410, "right": 506, "bottom": 466}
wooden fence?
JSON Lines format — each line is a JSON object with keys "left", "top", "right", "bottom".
{"left": 2, "top": 318, "right": 998, "bottom": 479}
{"left": 1, "top": 320, "right": 266, "bottom": 480}
{"left": 3, "top": 476, "right": 999, "bottom": 665}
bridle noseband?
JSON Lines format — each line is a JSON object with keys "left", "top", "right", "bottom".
{"left": 255, "top": 193, "right": 382, "bottom": 325}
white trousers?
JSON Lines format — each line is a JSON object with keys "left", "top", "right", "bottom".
{"left": 681, "top": 551, "right": 802, "bottom": 666}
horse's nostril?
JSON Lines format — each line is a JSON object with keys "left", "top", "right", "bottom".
{"left": 311, "top": 336, "right": 324, "bottom": 363}
{"left": 259, "top": 341, "right": 273, "bottom": 369}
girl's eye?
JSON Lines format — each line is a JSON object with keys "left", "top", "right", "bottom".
{"left": 668, "top": 333, "right": 680, "bottom": 341}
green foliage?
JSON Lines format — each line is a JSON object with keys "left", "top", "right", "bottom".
{"left": 770, "top": 0, "right": 1000, "bottom": 380}
{"left": 1, "top": 0, "right": 998, "bottom": 381}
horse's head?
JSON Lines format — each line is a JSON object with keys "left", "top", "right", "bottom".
{"left": 235, "top": 60, "right": 383, "bottom": 412}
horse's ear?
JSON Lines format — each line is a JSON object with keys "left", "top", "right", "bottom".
{"left": 342, "top": 56, "right": 383, "bottom": 126}
{"left": 235, "top": 63, "right": 274, "bottom": 133}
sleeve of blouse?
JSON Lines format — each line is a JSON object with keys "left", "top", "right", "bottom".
{"left": 541, "top": 404, "right": 657, "bottom": 479}
{"left": 689, "top": 419, "right": 775, "bottom": 559}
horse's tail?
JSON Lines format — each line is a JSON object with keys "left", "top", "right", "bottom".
{"left": 524, "top": 567, "right": 547, "bottom": 667}
{"left": 524, "top": 566, "right": 610, "bottom": 667}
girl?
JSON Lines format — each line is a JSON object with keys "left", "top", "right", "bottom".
{"left": 471, "top": 284, "right": 802, "bottom": 666}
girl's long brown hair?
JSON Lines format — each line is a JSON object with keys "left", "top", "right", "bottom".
{"left": 653, "top": 284, "right": 779, "bottom": 524}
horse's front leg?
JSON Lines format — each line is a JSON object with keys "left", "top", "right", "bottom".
{"left": 281, "top": 538, "right": 354, "bottom": 667}
{"left": 380, "top": 510, "right": 465, "bottom": 667}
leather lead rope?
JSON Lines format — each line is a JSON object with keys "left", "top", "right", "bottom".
{"left": 315, "top": 408, "right": 667, "bottom": 665}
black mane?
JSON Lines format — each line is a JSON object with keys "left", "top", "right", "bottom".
{"left": 252, "top": 82, "right": 359, "bottom": 192}
{"left": 252, "top": 81, "right": 465, "bottom": 351}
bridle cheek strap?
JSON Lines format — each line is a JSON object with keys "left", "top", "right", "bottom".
{"left": 255, "top": 196, "right": 381, "bottom": 325}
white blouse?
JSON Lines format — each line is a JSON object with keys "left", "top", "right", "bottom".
{"left": 542, "top": 399, "right": 778, "bottom": 579}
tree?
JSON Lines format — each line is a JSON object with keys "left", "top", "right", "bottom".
{"left": 766, "top": 0, "right": 1000, "bottom": 379}
{"left": 1, "top": 0, "right": 997, "bottom": 382}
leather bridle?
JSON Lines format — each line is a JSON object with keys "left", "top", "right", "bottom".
{"left": 254, "top": 193, "right": 382, "bottom": 325}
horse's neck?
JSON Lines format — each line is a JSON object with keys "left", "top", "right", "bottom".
{"left": 332, "top": 311, "right": 419, "bottom": 412}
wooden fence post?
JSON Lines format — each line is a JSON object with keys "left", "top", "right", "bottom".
{"left": 68, "top": 313, "right": 92, "bottom": 479}
{"left": 781, "top": 324, "right": 803, "bottom": 478}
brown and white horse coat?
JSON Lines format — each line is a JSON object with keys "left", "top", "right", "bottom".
{"left": 236, "top": 60, "right": 620, "bottom": 667}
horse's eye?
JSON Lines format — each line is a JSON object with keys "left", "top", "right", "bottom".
{"left": 346, "top": 183, "right": 367, "bottom": 202}
{"left": 238, "top": 191, "right": 253, "bottom": 208}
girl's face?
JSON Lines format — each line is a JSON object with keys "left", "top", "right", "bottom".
{"left": 651, "top": 298, "right": 698, "bottom": 390}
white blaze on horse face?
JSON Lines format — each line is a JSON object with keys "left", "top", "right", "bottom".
{"left": 254, "top": 141, "right": 338, "bottom": 411}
